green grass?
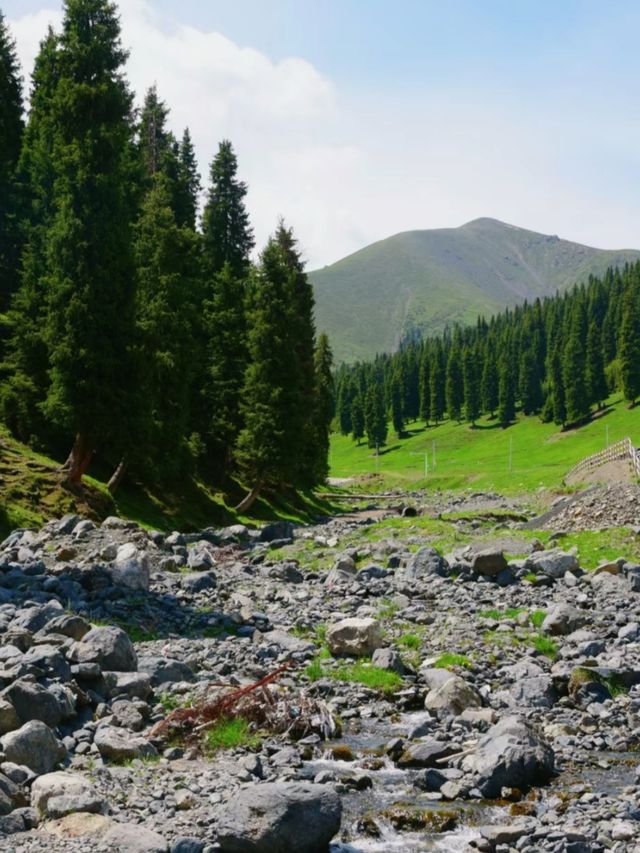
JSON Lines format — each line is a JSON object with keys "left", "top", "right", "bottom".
{"left": 530, "top": 634, "right": 559, "bottom": 660}
{"left": 333, "top": 662, "right": 403, "bottom": 694}
{"left": 329, "top": 393, "right": 639, "bottom": 495}
{"left": 305, "top": 657, "right": 325, "bottom": 682}
{"left": 433, "top": 652, "right": 472, "bottom": 670}
{"left": 204, "top": 718, "right": 261, "bottom": 752}
{"left": 530, "top": 610, "right": 547, "bottom": 629}
{"left": 398, "top": 632, "right": 422, "bottom": 650}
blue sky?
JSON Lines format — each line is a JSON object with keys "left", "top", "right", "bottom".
{"left": 6, "top": 0, "right": 640, "bottom": 266}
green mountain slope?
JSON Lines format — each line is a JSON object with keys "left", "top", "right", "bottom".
{"left": 310, "top": 218, "right": 640, "bottom": 362}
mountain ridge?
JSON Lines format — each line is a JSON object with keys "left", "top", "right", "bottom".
{"left": 309, "top": 218, "right": 640, "bottom": 362}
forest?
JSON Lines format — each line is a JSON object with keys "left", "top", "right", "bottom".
{"left": 334, "top": 263, "right": 640, "bottom": 449}
{"left": 0, "top": 1, "right": 333, "bottom": 512}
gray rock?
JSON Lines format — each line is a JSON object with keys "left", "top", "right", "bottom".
{"left": 326, "top": 618, "right": 383, "bottom": 657}
{"left": 397, "top": 739, "right": 456, "bottom": 768}
{"left": 2, "top": 680, "right": 63, "bottom": 728}
{"left": 179, "top": 571, "right": 216, "bottom": 593}
{"left": 0, "top": 699, "right": 20, "bottom": 735}
{"left": 94, "top": 725, "right": 157, "bottom": 761}
{"left": 41, "top": 614, "right": 91, "bottom": 641}
{"left": 424, "top": 675, "right": 482, "bottom": 716}
{"left": 372, "top": 647, "right": 405, "bottom": 673}
{"left": 101, "top": 822, "right": 168, "bottom": 852}
{"left": 69, "top": 626, "right": 137, "bottom": 672}
{"left": 471, "top": 716, "right": 554, "bottom": 797}
{"left": 31, "top": 771, "right": 104, "bottom": 818}
{"left": 542, "top": 603, "right": 585, "bottom": 636}
{"left": 216, "top": 781, "right": 341, "bottom": 852}
{"left": 527, "top": 549, "right": 579, "bottom": 579}
{"left": 138, "top": 656, "right": 195, "bottom": 686}
{"left": 472, "top": 549, "right": 507, "bottom": 577}
{"left": 109, "top": 543, "right": 150, "bottom": 590}
{"left": 396, "top": 547, "right": 448, "bottom": 585}
{"left": 1, "top": 720, "right": 66, "bottom": 775}
{"left": 325, "top": 556, "right": 357, "bottom": 586}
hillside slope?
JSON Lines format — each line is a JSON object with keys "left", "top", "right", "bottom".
{"left": 311, "top": 218, "right": 640, "bottom": 362}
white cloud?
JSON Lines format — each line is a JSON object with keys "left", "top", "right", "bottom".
{"left": 9, "top": 1, "right": 640, "bottom": 269}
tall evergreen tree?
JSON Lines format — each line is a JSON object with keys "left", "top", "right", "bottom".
{"left": 418, "top": 346, "right": 431, "bottom": 425}
{"left": 429, "top": 341, "right": 445, "bottom": 424}
{"left": 562, "top": 310, "right": 590, "bottom": 425}
{"left": 585, "top": 321, "right": 607, "bottom": 409}
{"left": 0, "top": 11, "right": 24, "bottom": 313}
{"left": 336, "top": 378, "right": 354, "bottom": 436}
{"left": 519, "top": 349, "right": 543, "bottom": 415}
{"left": 312, "top": 332, "right": 334, "bottom": 483}
{"left": 619, "top": 287, "right": 640, "bottom": 406}
{"left": 481, "top": 348, "right": 498, "bottom": 417}
{"left": 39, "top": 0, "right": 138, "bottom": 483}
{"left": 445, "top": 347, "right": 463, "bottom": 422}
{"left": 201, "top": 139, "right": 254, "bottom": 278}
{"left": 390, "top": 369, "right": 404, "bottom": 437}
{"left": 351, "top": 394, "right": 365, "bottom": 444}
{"left": 174, "top": 128, "right": 200, "bottom": 229}
{"left": 497, "top": 357, "right": 515, "bottom": 427}
{"left": 364, "top": 381, "right": 387, "bottom": 450}
{"left": 462, "top": 346, "right": 480, "bottom": 425}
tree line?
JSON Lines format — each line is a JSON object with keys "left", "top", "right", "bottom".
{"left": 0, "top": 1, "right": 334, "bottom": 511}
{"left": 335, "top": 263, "right": 640, "bottom": 448}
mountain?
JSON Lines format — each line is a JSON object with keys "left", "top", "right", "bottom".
{"left": 309, "top": 217, "right": 640, "bottom": 362}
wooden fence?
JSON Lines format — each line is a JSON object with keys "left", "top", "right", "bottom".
{"left": 565, "top": 436, "right": 640, "bottom": 482}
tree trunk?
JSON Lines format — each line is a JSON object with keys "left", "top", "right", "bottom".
{"left": 234, "top": 484, "right": 261, "bottom": 514}
{"left": 60, "top": 433, "right": 94, "bottom": 485}
{"left": 107, "top": 457, "right": 127, "bottom": 495}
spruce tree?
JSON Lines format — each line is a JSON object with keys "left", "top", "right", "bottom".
{"left": 312, "top": 332, "right": 334, "bottom": 483}
{"left": 619, "top": 287, "right": 640, "bottom": 405}
{"left": 234, "top": 237, "right": 292, "bottom": 510}
{"left": 131, "top": 176, "right": 200, "bottom": 482}
{"left": 0, "top": 11, "right": 23, "bottom": 313}
{"left": 1, "top": 28, "right": 59, "bottom": 441}
{"left": 200, "top": 139, "right": 253, "bottom": 475}
{"left": 445, "top": 347, "right": 463, "bottom": 422}
{"left": 174, "top": 128, "right": 200, "bottom": 229}
{"left": 336, "top": 378, "right": 353, "bottom": 436}
{"left": 201, "top": 139, "right": 254, "bottom": 278}
{"left": 418, "top": 347, "right": 430, "bottom": 425}
{"left": 351, "top": 394, "right": 365, "bottom": 444}
{"left": 519, "top": 349, "right": 543, "bottom": 414}
{"left": 390, "top": 369, "right": 404, "bottom": 437}
{"left": 43, "top": 0, "right": 137, "bottom": 483}
{"left": 364, "top": 382, "right": 387, "bottom": 450}
{"left": 562, "top": 311, "right": 590, "bottom": 425}
{"left": 497, "top": 357, "right": 515, "bottom": 427}
{"left": 429, "top": 341, "right": 445, "bottom": 424}
{"left": 138, "top": 85, "right": 173, "bottom": 179}
{"left": 462, "top": 346, "right": 480, "bottom": 425}
{"left": 585, "top": 321, "right": 607, "bottom": 409}
{"left": 548, "top": 344, "right": 566, "bottom": 426}
{"left": 481, "top": 348, "right": 498, "bottom": 417}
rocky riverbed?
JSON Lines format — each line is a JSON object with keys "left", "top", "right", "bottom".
{"left": 0, "top": 498, "right": 638, "bottom": 852}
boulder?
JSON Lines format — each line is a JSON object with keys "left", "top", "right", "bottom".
{"left": 326, "top": 618, "right": 382, "bottom": 657}
{"left": 102, "top": 671, "right": 152, "bottom": 700}
{"left": 94, "top": 725, "right": 157, "bottom": 762}
{"left": 216, "top": 781, "right": 341, "bottom": 853}
{"left": 325, "top": 556, "right": 357, "bottom": 586}
{"left": 179, "top": 572, "right": 217, "bottom": 593}
{"left": 372, "top": 647, "right": 405, "bottom": 674}
{"left": 31, "top": 771, "right": 104, "bottom": 818}
{"left": 0, "top": 699, "right": 20, "bottom": 735}
{"left": 40, "top": 614, "right": 91, "bottom": 641}
{"left": 541, "top": 603, "right": 585, "bottom": 636}
{"left": 526, "top": 549, "right": 579, "bottom": 579}
{"left": 395, "top": 547, "right": 448, "bottom": 586}
{"left": 2, "top": 680, "right": 63, "bottom": 728}
{"left": 69, "top": 626, "right": 137, "bottom": 672}
{"left": 471, "top": 716, "right": 554, "bottom": 797}
{"left": 0, "top": 771, "right": 27, "bottom": 815}
{"left": 259, "top": 521, "right": 294, "bottom": 543}
{"left": 138, "top": 656, "right": 195, "bottom": 686}
{"left": 396, "top": 739, "right": 456, "bottom": 768}
{"left": 424, "top": 675, "right": 482, "bottom": 716}
{"left": 1, "top": 720, "right": 66, "bottom": 775}
{"left": 472, "top": 549, "right": 508, "bottom": 577}
{"left": 102, "top": 822, "right": 169, "bottom": 852}
{"left": 109, "top": 543, "right": 150, "bottom": 590}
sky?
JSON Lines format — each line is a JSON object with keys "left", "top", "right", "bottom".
{"left": 6, "top": 0, "right": 640, "bottom": 268}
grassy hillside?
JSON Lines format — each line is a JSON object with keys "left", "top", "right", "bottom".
{"left": 328, "top": 394, "right": 640, "bottom": 494}
{"left": 311, "top": 218, "right": 640, "bottom": 362}
{"left": 0, "top": 426, "right": 336, "bottom": 540}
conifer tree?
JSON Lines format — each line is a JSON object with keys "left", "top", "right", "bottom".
{"left": 462, "top": 346, "right": 480, "bottom": 425}
{"left": 174, "top": 128, "right": 200, "bottom": 229}
{"left": 497, "top": 357, "right": 515, "bottom": 427}
{"left": 131, "top": 176, "right": 200, "bottom": 482}
{"left": 336, "top": 378, "right": 354, "bottom": 436}
{"left": 585, "top": 321, "right": 607, "bottom": 409}
{"left": 138, "top": 85, "right": 173, "bottom": 179}
{"left": 429, "top": 341, "right": 445, "bottom": 424}
{"left": 445, "top": 347, "right": 463, "bottom": 422}
{"left": 201, "top": 139, "right": 254, "bottom": 277}
{"left": 418, "top": 347, "right": 430, "bottom": 425}
{"left": 0, "top": 11, "right": 23, "bottom": 313}
{"left": 234, "top": 237, "right": 292, "bottom": 510}
{"left": 547, "top": 344, "right": 566, "bottom": 426}
{"left": 1, "top": 27, "right": 59, "bottom": 440}
{"left": 562, "top": 311, "right": 590, "bottom": 425}
{"left": 364, "top": 382, "right": 387, "bottom": 450}
{"left": 619, "top": 287, "right": 640, "bottom": 406}
{"left": 481, "top": 348, "right": 498, "bottom": 417}
{"left": 390, "top": 369, "right": 404, "bottom": 437}
{"left": 519, "top": 349, "right": 543, "bottom": 414}
{"left": 351, "top": 394, "right": 365, "bottom": 444}
{"left": 41, "top": 0, "right": 137, "bottom": 483}
{"left": 312, "top": 332, "right": 334, "bottom": 483}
